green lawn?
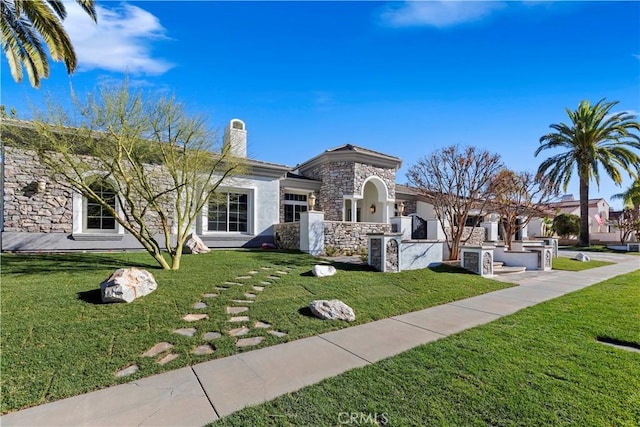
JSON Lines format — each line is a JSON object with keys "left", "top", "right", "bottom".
{"left": 0, "top": 250, "right": 511, "bottom": 414}
{"left": 212, "top": 270, "right": 640, "bottom": 426}
{"left": 552, "top": 256, "right": 615, "bottom": 271}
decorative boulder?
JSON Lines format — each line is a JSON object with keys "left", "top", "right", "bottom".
{"left": 309, "top": 299, "right": 355, "bottom": 322}
{"left": 100, "top": 268, "right": 158, "bottom": 303}
{"left": 573, "top": 252, "right": 590, "bottom": 262}
{"left": 184, "top": 233, "right": 211, "bottom": 254}
{"left": 312, "top": 264, "right": 337, "bottom": 277}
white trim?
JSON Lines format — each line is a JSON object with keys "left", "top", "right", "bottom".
{"left": 201, "top": 187, "right": 255, "bottom": 235}
{"left": 72, "top": 179, "right": 124, "bottom": 238}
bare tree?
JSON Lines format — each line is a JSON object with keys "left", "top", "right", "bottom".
{"left": 16, "top": 82, "right": 244, "bottom": 270}
{"left": 488, "top": 169, "right": 560, "bottom": 249}
{"left": 407, "top": 145, "right": 502, "bottom": 260}
{"left": 611, "top": 208, "right": 640, "bottom": 245}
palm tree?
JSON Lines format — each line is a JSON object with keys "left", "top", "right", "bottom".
{"left": 535, "top": 99, "right": 640, "bottom": 246}
{"left": 611, "top": 178, "right": 640, "bottom": 209}
{"left": 1, "top": 0, "right": 97, "bottom": 88}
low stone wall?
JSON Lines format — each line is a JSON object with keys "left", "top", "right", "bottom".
{"left": 324, "top": 221, "right": 390, "bottom": 253}
{"left": 273, "top": 222, "right": 300, "bottom": 250}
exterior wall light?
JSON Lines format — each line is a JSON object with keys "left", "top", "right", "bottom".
{"left": 308, "top": 193, "right": 316, "bottom": 211}
{"left": 370, "top": 204, "right": 376, "bottom": 214}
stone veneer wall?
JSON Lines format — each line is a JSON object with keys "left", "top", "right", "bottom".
{"left": 3, "top": 147, "right": 72, "bottom": 233}
{"left": 445, "top": 226, "right": 486, "bottom": 247}
{"left": 324, "top": 221, "right": 390, "bottom": 253}
{"left": 302, "top": 162, "right": 397, "bottom": 222}
{"left": 273, "top": 222, "right": 300, "bottom": 250}
{"left": 3, "top": 147, "right": 174, "bottom": 235}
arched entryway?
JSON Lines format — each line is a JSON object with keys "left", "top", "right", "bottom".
{"left": 343, "top": 176, "right": 391, "bottom": 223}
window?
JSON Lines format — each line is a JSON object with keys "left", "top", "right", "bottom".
{"left": 284, "top": 193, "right": 307, "bottom": 222}
{"left": 208, "top": 192, "right": 248, "bottom": 232}
{"left": 85, "top": 181, "right": 116, "bottom": 231}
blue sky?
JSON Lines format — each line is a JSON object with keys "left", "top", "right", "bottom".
{"left": 2, "top": 1, "right": 639, "bottom": 209}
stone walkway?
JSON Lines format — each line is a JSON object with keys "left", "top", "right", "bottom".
{"left": 112, "top": 264, "right": 293, "bottom": 378}
{"left": 2, "top": 251, "right": 638, "bottom": 426}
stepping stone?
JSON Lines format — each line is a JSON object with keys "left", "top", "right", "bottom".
{"left": 183, "top": 313, "right": 209, "bottom": 322}
{"left": 228, "top": 326, "right": 250, "bottom": 337}
{"left": 236, "top": 337, "right": 265, "bottom": 348}
{"left": 213, "top": 287, "right": 229, "bottom": 291}
{"left": 236, "top": 276, "right": 252, "bottom": 280}
{"left": 224, "top": 282, "right": 243, "bottom": 286}
{"left": 252, "top": 286, "right": 264, "bottom": 292}
{"left": 202, "top": 293, "right": 218, "bottom": 298}
{"left": 115, "top": 364, "right": 139, "bottom": 378}
{"left": 173, "top": 327, "right": 197, "bottom": 337}
{"left": 204, "top": 332, "right": 222, "bottom": 341}
{"left": 260, "top": 267, "right": 271, "bottom": 270}
{"left": 192, "top": 344, "right": 215, "bottom": 355}
{"left": 268, "top": 330, "right": 288, "bottom": 338}
{"left": 142, "top": 342, "right": 174, "bottom": 357}
{"left": 260, "top": 281, "right": 271, "bottom": 285}
{"left": 193, "top": 302, "right": 207, "bottom": 309}
{"left": 244, "top": 292, "right": 256, "bottom": 299}
{"left": 226, "top": 306, "right": 249, "bottom": 314}
{"left": 254, "top": 321, "right": 271, "bottom": 329}
{"left": 275, "top": 271, "right": 288, "bottom": 275}
{"left": 248, "top": 271, "right": 259, "bottom": 275}
{"left": 231, "top": 299, "right": 254, "bottom": 304}
{"left": 157, "top": 353, "right": 179, "bottom": 366}
{"left": 268, "top": 276, "right": 280, "bottom": 280}
{"left": 229, "top": 316, "right": 250, "bottom": 322}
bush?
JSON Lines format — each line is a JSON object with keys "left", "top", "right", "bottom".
{"left": 553, "top": 213, "right": 580, "bottom": 238}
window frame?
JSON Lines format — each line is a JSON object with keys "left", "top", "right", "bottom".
{"left": 283, "top": 192, "right": 308, "bottom": 223}
{"left": 203, "top": 189, "right": 253, "bottom": 234}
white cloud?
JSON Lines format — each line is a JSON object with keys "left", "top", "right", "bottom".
{"left": 380, "top": 1, "right": 505, "bottom": 29}
{"left": 63, "top": 2, "right": 174, "bottom": 75}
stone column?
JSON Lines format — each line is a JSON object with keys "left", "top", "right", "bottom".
{"left": 390, "top": 216, "right": 412, "bottom": 241}
{"left": 367, "top": 233, "right": 402, "bottom": 272}
{"left": 481, "top": 221, "right": 498, "bottom": 242}
{"left": 460, "top": 246, "right": 494, "bottom": 277}
{"left": 300, "top": 210, "right": 325, "bottom": 256}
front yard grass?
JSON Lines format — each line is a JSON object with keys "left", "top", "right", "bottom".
{"left": 212, "top": 270, "right": 640, "bottom": 426}
{"left": 552, "top": 256, "right": 615, "bottom": 271}
{"left": 0, "top": 250, "right": 511, "bottom": 414}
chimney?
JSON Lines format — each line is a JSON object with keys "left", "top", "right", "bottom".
{"left": 223, "top": 119, "right": 247, "bottom": 158}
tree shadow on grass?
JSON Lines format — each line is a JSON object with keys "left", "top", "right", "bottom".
{"left": 428, "top": 263, "right": 474, "bottom": 275}
{"left": 77, "top": 289, "right": 105, "bottom": 305}
{"left": 1, "top": 253, "right": 160, "bottom": 275}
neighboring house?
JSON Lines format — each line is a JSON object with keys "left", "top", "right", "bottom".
{"left": 549, "top": 195, "right": 611, "bottom": 233}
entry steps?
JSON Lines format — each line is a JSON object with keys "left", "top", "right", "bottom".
{"left": 492, "top": 261, "right": 526, "bottom": 275}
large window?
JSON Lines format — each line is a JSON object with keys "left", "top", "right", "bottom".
{"left": 208, "top": 192, "right": 248, "bottom": 232}
{"left": 85, "top": 181, "right": 116, "bottom": 231}
{"left": 284, "top": 193, "right": 307, "bottom": 222}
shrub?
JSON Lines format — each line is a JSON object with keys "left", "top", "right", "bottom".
{"left": 553, "top": 213, "right": 580, "bottom": 238}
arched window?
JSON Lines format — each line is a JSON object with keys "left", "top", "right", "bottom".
{"left": 85, "top": 181, "right": 116, "bottom": 231}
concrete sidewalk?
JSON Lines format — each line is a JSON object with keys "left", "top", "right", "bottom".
{"left": 2, "top": 252, "right": 638, "bottom": 426}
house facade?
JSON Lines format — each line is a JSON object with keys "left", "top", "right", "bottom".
{"left": 1, "top": 118, "right": 440, "bottom": 253}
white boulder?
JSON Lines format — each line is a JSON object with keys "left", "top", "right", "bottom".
{"left": 100, "top": 268, "right": 158, "bottom": 303}
{"left": 573, "top": 252, "right": 590, "bottom": 262}
{"left": 309, "top": 299, "right": 355, "bottom": 322}
{"left": 185, "top": 233, "right": 211, "bottom": 254}
{"left": 312, "top": 264, "right": 337, "bottom": 277}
